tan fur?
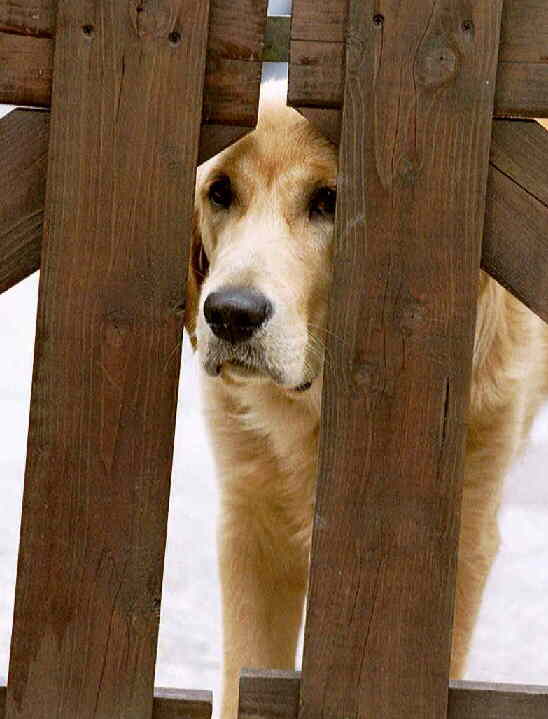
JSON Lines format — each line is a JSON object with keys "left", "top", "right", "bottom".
{"left": 186, "top": 86, "right": 548, "bottom": 718}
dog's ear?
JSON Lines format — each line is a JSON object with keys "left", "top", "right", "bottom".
{"left": 184, "top": 208, "right": 209, "bottom": 350}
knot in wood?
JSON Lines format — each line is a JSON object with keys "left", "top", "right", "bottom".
{"left": 414, "top": 35, "right": 459, "bottom": 88}
{"left": 129, "top": 0, "right": 176, "bottom": 38}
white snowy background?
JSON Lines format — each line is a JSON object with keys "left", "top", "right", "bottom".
{"left": 1, "top": 2, "right": 547, "bottom": 714}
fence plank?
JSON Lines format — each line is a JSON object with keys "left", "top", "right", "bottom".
{"left": 298, "top": 2, "right": 502, "bottom": 719}
{"left": 448, "top": 681, "right": 548, "bottom": 719}
{"left": 288, "top": 0, "right": 548, "bottom": 119}
{"left": 483, "top": 120, "right": 548, "bottom": 324}
{"left": 0, "top": 109, "right": 48, "bottom": 295}
{"left": 0, "top": 0, "right": 266, "bottom": 154}
{"left": 1, "top": 687, "right": 212, "bottom": 719}
{"left": 4, "top": 1, "right": 209, "bottom": 718}
{"left": 0, "top": 0, "right": 54, "bottom": 36}
{"left": 239, "top": 670, "right": 300, "bottom": 719}
{"left": 0, "top": 31, "right": 52, "bottom": 106}
{"left": 238, "top": 672, "right": 548, "bottom": 719}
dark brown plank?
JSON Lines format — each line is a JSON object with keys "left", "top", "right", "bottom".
{"left": 289, "top": 43, "right": 548, "bottom": 121}
{"left": 0, "top": 0, "right": 267, "bottom": 137}
{"left": 5, "top": 1, "right": 209, "bottom": 718}
{"left": 0, "top": 31, "right": 52, "bottom": 106}
{"left": 0, "top": 0, "right": 54, "bottom": 36}
{"left": 0, "top": 109, "right": 48, "bottom": 295}
{"left": 237, "top": 672, "right": 548, "bottom": 719}
{"left": 1, "top": 687, "right": 212, "bottom": 719}
{"left": 448, "top": 681, "right": 548, "bottom": 719}
{"left": 153, "top": 688, "right": 213, "bottom": 719}
{"left": 299, "top": 2, "right": 503, "bottom": 719}
{"left": 239, "top": 670, "right": 300, "bottom": 719}
{"left": 484, "top": 166, "right": 548, "bottom": 323}
{"left": 290, "top": 0, "right": 346, "bottom": 42}
{"left": 289, "top": 0, "right": 548, "bottom": 59}
{"left": 288, "top": 0, "right": 548, "bottom": 120}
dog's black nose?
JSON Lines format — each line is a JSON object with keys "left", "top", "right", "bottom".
{"left": 204, "top": 287, "right": 273, "bottom": 344}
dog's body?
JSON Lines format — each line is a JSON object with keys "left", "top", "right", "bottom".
{"left": 186, "top": 85, "right": 548, "bottom": 718}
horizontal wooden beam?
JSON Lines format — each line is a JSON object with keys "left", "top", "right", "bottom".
{"left": 287, "top": 0, "right": 548, "bottom": 119}
{"left": 238, "top": 672, "right": 548, "bottom": 719}
{"left": 0, "top": 0, "right": 267, "bottom": 161}
{"left": 0, "top": 686, "right": 212, "bottom": 718}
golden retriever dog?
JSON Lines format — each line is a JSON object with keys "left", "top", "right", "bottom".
{"left": 185, "top": 82, "right": 548, "bottom": 718}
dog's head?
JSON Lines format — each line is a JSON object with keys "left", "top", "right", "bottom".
{"left": 186, "top": 84, "right": 338, "bottom": 394}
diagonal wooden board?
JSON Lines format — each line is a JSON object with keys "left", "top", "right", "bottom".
{"left": 5, "top": 1, "right": 209, "bottom": 717}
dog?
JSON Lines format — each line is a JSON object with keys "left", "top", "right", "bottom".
{"left": 185, "top": 82, "right": 548, "bottom": 718}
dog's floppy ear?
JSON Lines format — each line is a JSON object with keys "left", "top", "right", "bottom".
{"left": 184, "top": 209, "right": 209, "bottom": 350}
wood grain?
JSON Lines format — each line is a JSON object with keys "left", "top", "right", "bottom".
{"left": 0, "top": 31, "right": 52, "bottom": 105}
{"left": 0, "top": 0, "right": 54, "bottom": 36}
{"left": 0, "top": 0, "right": 267, "bottom": 138}
{"left": 0, "top": 109, "right": 48, "bottom": 294}
{"left": 1, "top": 686, "right": 212, "bottom": 719}
{"left": 298, "top": 2, "right": 503, "bottom": 718}
{"left": 5, "top": 1, "right": 209, "bottom": 718}
{"left": 288, "top": 0, "right": 548, "bottom": 121}
{"left": 448, "top": 681, "right": 548, "bottom": 719}
{"left": 239, "top": 670, "right": 300, "bottom": 719}
{"left": 483, "top": 119, "right": 548, "bottom": 323}
{"left": 236, "top": 672, "right": 548, "bottom": 719}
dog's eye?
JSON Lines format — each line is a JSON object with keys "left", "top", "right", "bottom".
{"left": 309, "top": 186, "right": 337, "bottom": 219}
{"left": 209, "top": 176, "right": 233, "bottom": 209}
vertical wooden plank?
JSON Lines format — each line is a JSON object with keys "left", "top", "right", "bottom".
{"left": 299, "top": 3, "right": 503, "bottom": 719}
{"left": 5, "top": 1, "right": 209, "bottom": 718}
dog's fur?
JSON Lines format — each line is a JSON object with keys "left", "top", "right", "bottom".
{"left": 186, "top": 84, "right": 548, "bottom": 718}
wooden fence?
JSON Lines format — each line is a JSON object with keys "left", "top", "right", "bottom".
{"left": 1, "top": 1, "right": 548, "bottom": 717}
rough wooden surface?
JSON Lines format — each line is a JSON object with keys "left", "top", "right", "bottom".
{"left": 0, "top": 30, "right": 52, "bottom": 105}
{"left": 1, "top": 686, "right": 212, "bottom": 719}
{"left": 298, "top": 2, "right": 503, "bottom": 718}
{"left": 0, "top": 109, "right": 48, "bottom": 294}
{"left": 239, "top": 670, "right": 300, "bottom": 719}
{"left": 0, "top": 0, "right": 54, "bottom": 35}
{"left": 236, "top": 673, "right": 548, "bottom": 719}
{"left": 0, "top": 0, "right": 266, "bottom": 148}
{"left": 288, "top": 0, "right": 548, "bottom": 121}
{"left": 483, "top": 119, "right": 548, "bottom": 323}
{"left": 448, "top": 681, "right": 548, "bottom": 719}
{"left": 5, "top": 1, "right": 208, "bottom": 717}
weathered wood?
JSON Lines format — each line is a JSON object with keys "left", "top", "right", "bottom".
{"left": 0, "top": 0, "right": 54, "bottom": 36}
{"left": 289, "top": 45, "right": 548, "bottom": 123}
{"left": 153, "top": 688, "right": 213, "bottom": 719}
{"left": 288, "top": 0, "right": 548, "bottom": 121}
{"left": 299, "top": 2, "right": 503, "bottom": 719}
{"left": 0, "top": 109, "right": 48, "bottom": 294}
{"left": 448, "top": 681, "right": 548, "bottom": 719}
{"left": 1, "top": 687, "right": 212, "bottom": 719}
{"left": 0, "top": 31, "right": 52, "bottom": 106}
{"left": 0, "top": 0, "right": 267, "bottom": 139}
{"left": 5, "top": 1, "right": 209, "bottom": 718}
{"left": 239, "top": 670, "right": 300, "bottom": 719}
{"left": 237, "top": 672, "right": 548, "bottom": 719}
{"left": 483, "top": 120, "right": 548, "bottom": 323}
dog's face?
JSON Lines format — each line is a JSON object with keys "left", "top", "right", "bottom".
{"left": 187, "top": 99, "right": 338, "bottom": 394}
